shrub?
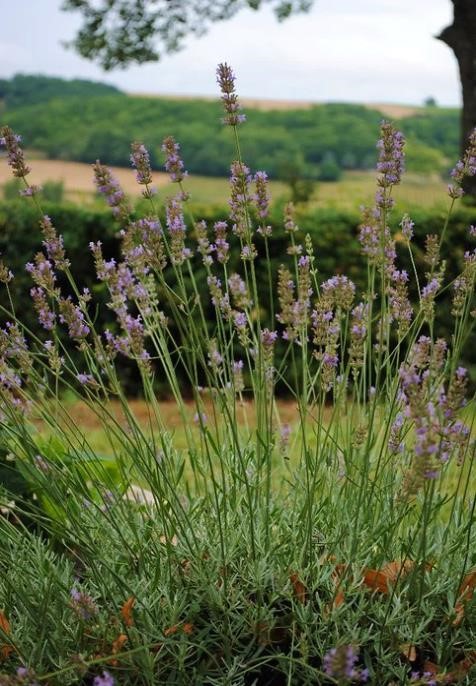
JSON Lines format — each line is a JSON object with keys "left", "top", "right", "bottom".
{"left": 0, "top": 67, "right": 475, "bottom": 685}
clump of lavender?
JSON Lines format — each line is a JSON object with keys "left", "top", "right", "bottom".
{"left": 397, "top": 337, "right": 471, "bottom": 494}
{"left": 0, "top": 126, "right": 30, "bottom": 178}
{"left": 162, "top": 135, "right": 187, "bottom": 183}
{"left": 323, "top": 645, "right": 369, "bottom": 683}
{"left": 216, "top": 63, "right": 246, "bottom": 126}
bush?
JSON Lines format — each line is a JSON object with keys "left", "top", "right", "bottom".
{"left": 0, "top": 73, "right": 475, "bottom": 685}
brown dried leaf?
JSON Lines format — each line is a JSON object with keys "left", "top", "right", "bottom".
{"left": 423, "top": 660, "right": 439, "bottom": 676}
{"left": 112, "top": 633, "right": 128, "bottom": 654}
{"left": 330, "top": 563, "right": 348, "bottom": 609}
{"left": 363, "top": 560, "right": 417, "bottom": 594}
{"left": 400, "top": 643, "right": 417, "bottom": 662}
{"left": 452, "top": 571, "right": 476, "bottom": 627}
{"left": 106, "top": 632, "right": 128, "bottom": 666}
{"left": 121, "top": 596, "right": 136, "bottom": 627}
{"left": 164, "top": 625, "right": 179, "bottom": 637}
{"left": 442, "top": 650, "right": 476, "bottom": 683}
{"left": 0, "top": 610, "right": 13, "bottom": 661}
{"left": 289, "top": 572, "right": 307, "bottom": 604}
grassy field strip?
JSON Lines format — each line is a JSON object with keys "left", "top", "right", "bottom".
{"left": 0, "top": 157, "right": 449, "bottom": 208}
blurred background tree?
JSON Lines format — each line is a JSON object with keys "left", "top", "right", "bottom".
{"left": 62, "top": 0, "right": 476, "bottom": 198}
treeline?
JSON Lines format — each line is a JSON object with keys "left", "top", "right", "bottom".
{"left": 1, "top": 199, "right": 474, "bottom": 393}
{"left": 0, "top": 75, "right": 460, "bottom": 180}
{"left": 0, "top": 74, "right": 121, "bottom": 109}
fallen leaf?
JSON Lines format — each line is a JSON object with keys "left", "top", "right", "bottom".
{"left": 363, "top": 560, "right": 417, "bottom": 594}
{"left": 452, "top": 570, "right": 476, "bottom": 626}
{"left": 423, "top": 660, "right": 439, "bottom": 676}
{"left": 400, "top": 643, "right": 417, "bottom": 662}
{"left": 121, "top": 596, "right": 136, "bottom": 627}
{"left": 112, "top": 633, "right": 128, "bottom": 654}
{"left": 0, "top": 610, "right": 13, "bottom": 661}
{"left": 363, "top": 569, "right": 391, "bottom": 594}
{"left": 164, "top": 625, "right": 179, "bottom": 637}
{"left": 107, "top": 633, "right": 129, "bottom": 665}
{"left": 442, "top": 650, "right": 476, "bottom": 683}
{"left": 329, "top": 563, "right": 348, "bottom": 610}
{"left": 289, "top": 572, "right": 307, "bottom": 604}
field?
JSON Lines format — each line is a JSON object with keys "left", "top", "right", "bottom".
{"left": 0, "top": 156, "right": 450, "bottom": 209}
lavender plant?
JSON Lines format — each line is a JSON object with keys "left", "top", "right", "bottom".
{"left": 0, "top": 66, "right": 475, "bottom": 685}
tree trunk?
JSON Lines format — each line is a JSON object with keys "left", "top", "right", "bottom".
{"left": 438, "top": 0, "right": 476, "bottom": 198}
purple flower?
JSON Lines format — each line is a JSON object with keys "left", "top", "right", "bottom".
{"left": 213, "top": 221, "right": 230, "bottom": 264}
{"left": 58, "top": 298, "right": 90, "bottom": 339}
{"left": 93, "top": 671, "right": 115, "bottom": 686}
{"left": 162, "top": 135, "right": 187, "bottom": 183}
{"left": 19, "top": 184, "right": 41, "bottom": 197}
{"left": 130, "top": 141, "right": 153, "bottom": 186}
{"left": 323, "top": 645, "right": 368, "bottom": 682}
{"left": 234, "top": 311, "right": 247, "bottom": 329}
{"left": 0, "top": 126, "right": 30, "bottom": 178}
{"left": 30, "top": 287, "right": 56, "bottom": 330}
{"left": 93, "top": 162, "right": 130, "bottom": 220}
{"left": 400, "top": 214, "right": 414, "bottom": 241}
{"left": 70, "top": 584, "right": 98, "bottom": 620}
{"left": 253, "top": 171, "right": 270, "bottom": 220}
{"left": 77, "top": 373, "right": 94, "bottom": 385}
{"left": 261, "top": 328, "right": 278, "bottom": 347}
{"left": 376, "top": 121, "right": 405, "bottom": 187}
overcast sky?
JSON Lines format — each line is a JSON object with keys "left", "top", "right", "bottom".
{"left": 0, "top": 0, "right": 461, "bottom": 106}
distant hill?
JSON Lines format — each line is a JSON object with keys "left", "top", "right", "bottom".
{"left": 129, "top": 91, "right": 423, "bottom": 119}
{"left": 0, "top": 74, "right": 122, "bottom": 109}
{"left": 0, "top": 74, "right": 460, "bottom": 181}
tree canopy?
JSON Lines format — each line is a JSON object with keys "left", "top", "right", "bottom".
{"left": 62, "top": 0, "right": 313, "bottom": 70}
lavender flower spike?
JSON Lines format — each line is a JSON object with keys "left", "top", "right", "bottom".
{"left": 130, "top": 141, "right": 153, "bottom": 186}
{"left": 0, "top": 125, "right": 30, "bottom": 178}
{"left": 376, "top": 121, "right": 405, "bottom": 187}
{"left": 216, "top": 63, "right": 246, "bottom": 126}
{"left": 162, "top": 135, "right": 187, "bottom": 183}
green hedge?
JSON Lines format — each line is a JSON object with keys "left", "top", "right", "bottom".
{"left": 0, "top": 200, "right": 474, "bottom": 393}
